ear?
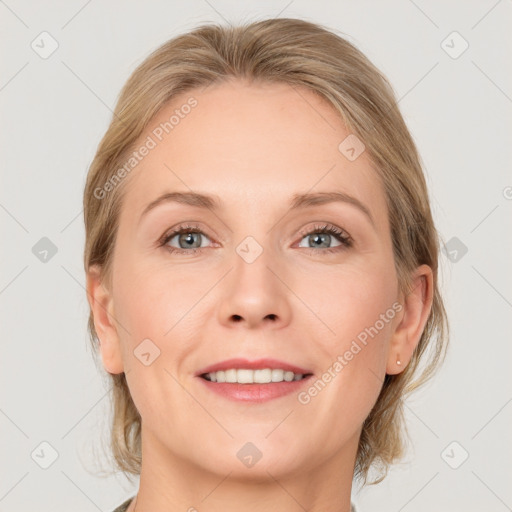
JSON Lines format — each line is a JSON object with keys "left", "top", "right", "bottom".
{"left": 86, "top": 265, "right": 124, "bottom": 374}
{"left": 386, "top": 264, "right": 434, "bottom": 375}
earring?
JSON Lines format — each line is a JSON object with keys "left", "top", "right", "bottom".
{"left": 396, "top": 355, "right": 402, "bottom": 366}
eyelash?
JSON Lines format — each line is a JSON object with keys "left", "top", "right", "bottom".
{"left": 158, "top": 222, "right": 353, "bottom": 256}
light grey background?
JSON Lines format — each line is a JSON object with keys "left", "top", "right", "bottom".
{"left": 1, "top": 1, "right": 511, "bottom": 511}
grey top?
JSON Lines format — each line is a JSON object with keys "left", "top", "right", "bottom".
{"left": 112, "top": 496, "right": 134, "bottom": 512}
{"left": 112, "top": 496, "right": 358, "bottom": 511}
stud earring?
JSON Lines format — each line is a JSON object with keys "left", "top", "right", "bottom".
{"left": 396, "top": 355, "right": 402, "bottom": 366}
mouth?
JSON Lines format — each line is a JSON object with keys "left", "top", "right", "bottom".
{"left": 200, "top": 368, "right": 313, "bottom": 384}
{"left": 195, "top": 358, "right": 314, "bottom": 403}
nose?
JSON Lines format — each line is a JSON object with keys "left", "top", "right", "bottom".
{"left": 216, "top": 245, "right": 292, "bottom": 330}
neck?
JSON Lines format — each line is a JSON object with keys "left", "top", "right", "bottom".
{"left": 128, "top": 427, "right": 358, "bottom": 512}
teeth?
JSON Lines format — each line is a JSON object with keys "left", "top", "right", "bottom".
{"left": 204, "top": 368, "right": 307, "bottom": 384}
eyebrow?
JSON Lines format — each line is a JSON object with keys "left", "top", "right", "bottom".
{"left": 140, "top": 190, "right": 374, "bottom": 226}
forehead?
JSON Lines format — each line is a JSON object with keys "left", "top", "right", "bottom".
{"left": 119, "top": 79, "right": 387, "bottom": 228}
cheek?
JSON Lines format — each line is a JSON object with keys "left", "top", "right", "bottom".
{"left": 304, "top": 261, "right": 398, "bottom": 344}
{"left": 333, "top": 277, "right": 396, "bottom": 354}
{"left": 296, "top": 263, "right": 398, "bottom": 406}
{"left": 111, "top": 267, "right": 203, "bottom": 424}
{"left": 113, "top": 259, "right": 202, "bottom": 339}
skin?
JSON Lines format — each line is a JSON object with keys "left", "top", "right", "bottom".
{"left": 87, "top": 79, "right": 433, "bottom": 512}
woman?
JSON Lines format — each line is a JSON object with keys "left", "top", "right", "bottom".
{"left": 84, "top": 18, "right": 448, "bottom": 512}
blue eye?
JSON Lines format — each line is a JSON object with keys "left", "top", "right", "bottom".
{"left": 160, "top": 224, "right": 212, "bottom": 254}
{"left": 297, "top": 224, "right": 353, "bottom": 253}
{"left": 159, "top": 222, "right": 353, "bottom": 255}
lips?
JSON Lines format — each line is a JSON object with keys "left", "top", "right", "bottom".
{"left": 195, "top": 358, "right": 313, "bottom": 377}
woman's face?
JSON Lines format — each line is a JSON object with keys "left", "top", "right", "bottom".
{"left": 92, "top": 79, "right": 418, "bottom": 480}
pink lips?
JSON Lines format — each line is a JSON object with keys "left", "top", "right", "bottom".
{"left": 198, "top": 377, "right": 314, "bottom": 403}
{"left": 195, "top": 357, "right": 313, "bottom": 377}
{"left": 195, "top": 358, "right": 314, "bottom": 403}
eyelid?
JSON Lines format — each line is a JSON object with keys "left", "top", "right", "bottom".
{"left": 158, "top": 222, "right": 216, "bottom": 248}
{"left": 159, "top": 221, "right": 353, "bottom": 254}
{"left": 293, "top": 222, "right": 353, "bottom": 252}
{"left": 295, "top": 222, "right": 352, "bottom": 242}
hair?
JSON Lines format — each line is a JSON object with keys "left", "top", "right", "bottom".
{"left": 83, "top": 17, "right": 449, "bottom": 485}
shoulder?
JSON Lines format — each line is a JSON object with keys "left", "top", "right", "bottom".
{"left": 111, "top": 496, "right": 356, "bottom": 511}
{"left": 111, "top": 496, "right": 135, "bottom": 512}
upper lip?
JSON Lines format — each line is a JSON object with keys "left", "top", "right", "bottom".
{"left": 196, "top": 358, "right": 313, "bottom": 377}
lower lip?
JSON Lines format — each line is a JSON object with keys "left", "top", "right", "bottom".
{"left": 197, "top": 375, "right": 313, "bottom": 403}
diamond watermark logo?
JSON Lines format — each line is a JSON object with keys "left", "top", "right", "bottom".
{"left": 236, "top": 236, "right": 263, "bottom": 264}
{"left": 338, "top": 134, "right": 366, "bottom": 161}
{"left": 31, "top": 441, "right": 59, "bottom": 469}
{"left": 31, "top": 31, "right": 59, "bottom": 59}
{"left": 441, "top": 31, "right": 469, "bottom": 59}
{"left": 443, "top": 236, "right": 468, "bottom": 263}
{"left": 32, "top": 237, "right": 58, "bottom": 263}
{"left": 441, "top": 441, "right": 469, "bottom": 469}
{"left": 134, "top": 338, "right": 161, "bottom": 366}
{"left": 237, "top": 442, "right": 263, "bottom": 468}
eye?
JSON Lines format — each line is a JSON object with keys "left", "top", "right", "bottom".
{"left": 159, "top": 223, "right": 214, "bottom": 254}
{"left": 296, "top": 223, "right": 353, "bottom": 254}
{"left": 158, "top": 222, "right": 353, "bottom": 256}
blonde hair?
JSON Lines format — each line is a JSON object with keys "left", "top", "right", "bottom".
{"left": 83, "top": 18, "right": 449, "bottom": 485}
